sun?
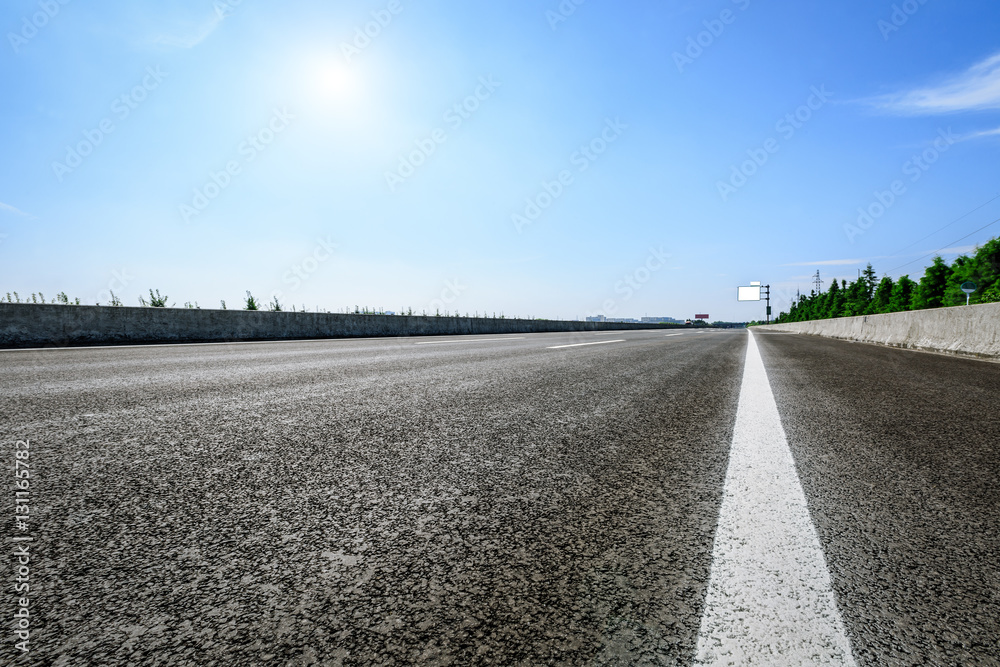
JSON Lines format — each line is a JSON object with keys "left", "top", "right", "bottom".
{"left": 316, "top": 61, "right": 356, "bottom": 98}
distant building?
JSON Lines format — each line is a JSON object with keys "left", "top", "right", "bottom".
{"left": 588, "top": 315, "right": 682, "bottom": 324}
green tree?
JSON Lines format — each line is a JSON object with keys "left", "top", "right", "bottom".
{"left": 973, "top": 237, "right": 1000, "bottom": 300}
{"left": 868, "top": 276, "right": 894, "bottom": 314}
{"left": 862, "top": 263, "right": 878, "bottom": 302}
{"left": 944, "top": 238, "right": 1000, "bottom": 305}
{"left": 912, "top": 256, "right": 951, "bottom": 310}
{"left": 763, "top": 233, "right": 1000, "bottom": 321}
{"left": 943, "top": 255, "right": 975, "bottom": 306}
{"left": 841, "top": 277, "right": 868, "bottom": 317}
{"left": 824, "top": 279, "right": 844, "bottom": 319}
{"left": 887, "top": 275, "right": 917, "bottom": 312}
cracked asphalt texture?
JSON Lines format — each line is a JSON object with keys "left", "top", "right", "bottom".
{"left": 756, "top": 332, "right": 1000, "bottom": 667}
{"left": 2, "top": 330, "right": 746, "bottom": 666}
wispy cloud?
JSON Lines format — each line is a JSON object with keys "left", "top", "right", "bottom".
{"left": 936, "top": 244, "right": 980, "bottom": 255}
{"left": 967, "top": 126, "right": 1000, "bottom": 139}
{"left": 0, "top": 201, "right": 33, "bottom": 218}
{"left": 782, "top": 258, "right": 863, "bottom": 267}
{"left": 149, "top": 14, "right": 223, "bottom": 49}
{"left": 874, "top": 52, "right": 1000, "bottom": 114}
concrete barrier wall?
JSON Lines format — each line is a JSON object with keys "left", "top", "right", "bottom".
{"left": 0, "top": 304, "right": 689, "bottom": 349}
{"left": 755, "top": 302, "right": 1000, "bottom": 359}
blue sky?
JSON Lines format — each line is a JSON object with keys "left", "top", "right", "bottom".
{"left": 2, "top": 0, "right": 999, "bottom": 321}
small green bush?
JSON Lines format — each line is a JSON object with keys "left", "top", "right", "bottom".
{"left": 139, "top": 289, "right": 169, "bottom": 307}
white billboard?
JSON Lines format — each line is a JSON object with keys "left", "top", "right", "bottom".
{"left": 738, "top": 285, "right": 761, "bottom": 301}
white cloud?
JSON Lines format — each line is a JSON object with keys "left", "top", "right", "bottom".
{"left": 0, "top": 201, "right": 33, "bottom": 218}
{"left": 782, "top": 258, "right": 862, "bottom": 267}
{"left": 968, "top": 126, "right": 1000, "bottom": 139}
{"left": 875, "top": 52, "right": 1000, "bottom": 114}
{"left": 936, "top": 244, "right": 980, "bottom": 255}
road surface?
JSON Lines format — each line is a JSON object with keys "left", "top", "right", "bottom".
{"left": 1, "top": 329, "right": 997, "bottom": 665}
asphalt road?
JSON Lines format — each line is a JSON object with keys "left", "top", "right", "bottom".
{"left": 1, "top": 329, "right": 998, "bottom": 665}
{"left": 755, "top": 333, "right": 1000, "bottom": 667}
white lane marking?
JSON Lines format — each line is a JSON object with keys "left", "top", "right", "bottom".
{"left": 664, "top": 333, "right": 685, "bottom": 337}
{"left": 695, "top": 331, "right": 857, "bottom": 666}
{"left": 0, "top": 337, "right": 361, "bottom": 352}
{"left": 547, "top": 339, "right": 625, "bottom": 349}
{"left": 414, "top": 337, "right": 525, "bottom": 345}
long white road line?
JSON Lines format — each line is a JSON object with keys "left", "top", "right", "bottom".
{"left": 694, "top": 331, "right": 857, "bottom": 666}
{"left": 547, "top": 339, "right": 625, "bottom": 349}
{"left": 414, "top": 337, "right": 525, "bottom": 345}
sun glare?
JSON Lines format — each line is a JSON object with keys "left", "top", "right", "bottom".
{"left": 317, "top": 61, "right": 356, "bottom": 98}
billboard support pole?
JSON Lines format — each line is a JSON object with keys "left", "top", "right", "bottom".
{"left": 736, "top": 282, "right": 770, "bottom": 323}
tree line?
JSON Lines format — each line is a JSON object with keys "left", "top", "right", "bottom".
{"left": 775, "top": 235, "right": 1000, "bottom": 323}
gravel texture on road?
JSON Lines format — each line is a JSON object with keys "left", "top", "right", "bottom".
{"left": 6, "top": 329, "right": 996, "bottom": 666}
{"left": 756, "top": 332, "right": 1000, "bottom": 667}
{"left": 2, "top": 331, "right": 745, "bottom": 666}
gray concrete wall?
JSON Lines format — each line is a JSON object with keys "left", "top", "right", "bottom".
{"left": 0, "top": 304, "right": 689, "bottom": 348}
{"left": 755, "top": 302, "right": 1000, "bottom": 359}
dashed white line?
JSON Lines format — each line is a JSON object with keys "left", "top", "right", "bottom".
{"left": 414, "top": 337, "right": 525, "bottom": 345}
{"left": 547, "top": 339, "right": 625, "bottom": 349}
{"left": 664, "top": 333, "right": 685, "bottom": 337}
{"left": 694, "top": 330, "right": 857, "bottom": 666}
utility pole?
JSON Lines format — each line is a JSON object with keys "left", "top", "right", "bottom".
{"left": 764, "top": 284, "right": 771, "bottom": 324}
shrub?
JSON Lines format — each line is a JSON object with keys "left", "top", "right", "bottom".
{"left": 139, "top": 289, "right": 169, "bottom": 307}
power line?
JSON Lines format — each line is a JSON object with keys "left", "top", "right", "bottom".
{"left": 888, "top": 190, "right": 1000, "bottom": 258}
{"left": 886, "top": 214, "right": 1000, "bottom": 274}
